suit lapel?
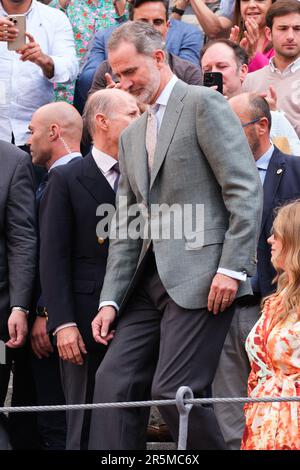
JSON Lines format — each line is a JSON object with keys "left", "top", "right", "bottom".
{"left": 77, "top": 152, "right": 115, "bottom": 205}
{"left": 133, "top": 112, "right": 150, "bottom": 204}
{"left": 150, "top": 80, "right": 187, "bottom": 189}
{"left": 261, "top": 148, "right": 285, "bottom": 231}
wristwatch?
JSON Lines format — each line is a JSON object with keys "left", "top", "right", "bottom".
{"left": 36, "top": 306, "right": 48, "bottom": 319}
{"left": 171, "top": 6, "right": 185, "bottom": 16}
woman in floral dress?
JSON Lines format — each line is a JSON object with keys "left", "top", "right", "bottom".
{"left": 242, "top": 200, "right": 300, "bottom": 450}
{"left": 49, "top": 0, "right": 127, "bottom": 103}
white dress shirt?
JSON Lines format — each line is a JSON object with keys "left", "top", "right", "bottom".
{"left": 0, "top": 0, "right": 78, "bottom": 145}
{"left": 92, "top": 146, "right": 119, "bottom": 190}
{"left": 54, "top": 148, "right": 119, "bottom": 334}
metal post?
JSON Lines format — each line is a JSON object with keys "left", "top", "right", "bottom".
{"left": 175, "top": 386, "right": 194, "bottom": 450}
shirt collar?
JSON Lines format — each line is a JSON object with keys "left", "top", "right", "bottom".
{"left": 154, "top": 74, "right": 178, "bottom": 108}
{"left": 269, "top": 56, "right": 300, "bottom": 74}
{"left": 49, "top": 152, "right": 82, "bottom": 172}
{"left": 255, "top": 144, "right": 274, "bottom": 171}
{"left": 0, "top": 0, "right": 35, "bottom": 17}
{"left": 92, "top": 146, "right": 117, "bottom": 173}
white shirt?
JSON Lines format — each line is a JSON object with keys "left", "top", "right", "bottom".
{"left": 55, "top": 149, "right": 118, "bottom": 334}
{"left": 0, "top": 0, "right": 78, "bottom": 145}
{"left": 269, "top": 56, "right": 300, "bottom": 76}
{"left": 270, "top": 111, "right": 300, "bottom": 156}
{"left": 49, "top": 152, "right": 82, "bottom": 172}
{"left": 92, "top": 146, "right": 119, "bottom": 190}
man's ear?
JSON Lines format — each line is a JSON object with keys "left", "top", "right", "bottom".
{"left": 239, "top": 64, "right": 249, "bottom": 84}
{"left": 49, "top": 124, "right": 59, "bottom": 141}
{"left": 265, "top": 27, "right": 272, "bottom": 44}
{"left": 95, "top": 112, "right": 109, "bottom": 130}
{"left": 166, "top": 19, "right": 170, "bottom": 30}
{"left": 153, "top": 49, "right": 166, "bottom": 68}
{"left": 257, "top": 116, "right": 269, "bottom": 136}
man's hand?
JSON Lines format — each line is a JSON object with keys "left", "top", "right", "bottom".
{"left": 105, "top": 73, "right": 120, "bottom": 89}
{"left": 259, "top": 85, "right": 277, "bottom": 111}
{"left": 31, "top": 317, "right": 53, "bottom": 359}
{"left": 91, "top": 306, "right": 116, "bottom": 346}
{"left": 56, "top": 326, "right": 87, "bottom": 365}
{"left": 0, "top": 17, "right": 18, "bottom": 42}
{"left": 16, "top": 33, "right": 54, "bottom": 78}
{"left": 229, "top": 18, "right": 259, "bottom": 59}
{"left": 6, "top": 309, "right": 28, "bottom": 348}
{"left": 207, "top": 273, "right": 239, "bottom": 315}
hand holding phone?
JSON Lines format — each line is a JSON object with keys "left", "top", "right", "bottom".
{"left": 0, "top": 16, "right": 19, "bottom": 43}
{"left": 203, "top": 72, "right": 223, "bottom": 95}
{"left": 6, "top": 14, "right": 26, "bottom": 51}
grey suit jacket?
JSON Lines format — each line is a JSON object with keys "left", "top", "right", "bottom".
{"left": 0, "top": 140, "right": 37, "bottom": 340}
{"left": 100, "top": 81, "right": 263, "bottom": 311}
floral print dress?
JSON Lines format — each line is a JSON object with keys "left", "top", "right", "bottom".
{"left": 241, "top": 295, "right": 300, "bottom": 450}
{"left": 49, "top": 0, "right": 127, "bottom": 103}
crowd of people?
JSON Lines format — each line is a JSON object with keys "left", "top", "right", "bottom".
{"left": 0, "top": 0, "right": 300, "bottom": 451}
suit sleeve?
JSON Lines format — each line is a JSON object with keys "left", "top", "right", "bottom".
{"left": 7, "top": 154, "right": 37, "bottom": 308}
{"left": 76, "top": 32, "right": 107, "bottom": 106}
{"left": 39, "top": 170, "right": 75, "bottom": 333}
{"left": 176, "top": 25, "right": 204, "bottom": 65}
{"left": 195, "top": 88, "right": 263, "bottom": 276}
{"left": 99, "top": 136, "right": 143, "bottom": 307}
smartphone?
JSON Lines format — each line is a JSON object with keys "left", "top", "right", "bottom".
{"left": 7, "top": 14, "right": 26, "bottom": 51}
{"left": 203, "top": 72, "right": 223, "bottom": 95}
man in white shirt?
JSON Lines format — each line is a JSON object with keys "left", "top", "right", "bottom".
{"left": 39, "top": 89, "right": 140, "bottom": 449}
{"left": 0, "top": 0, "right": 78, "bottom": 147}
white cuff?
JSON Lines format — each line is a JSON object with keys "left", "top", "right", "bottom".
{"left": 53, "top": 322, "right": 77, "bottom": 336}
{"left": 98, "top": 301, "right": 119, "bottom": 312}
{"left": 217, "top": 268, "right": 247, "bottom": 282}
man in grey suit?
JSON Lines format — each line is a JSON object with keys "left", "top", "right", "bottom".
{"left": 0, "top": 140, "right": 37, "bottom": 448}
{"left": 89, "top": 21, "right": 263, "bottom": 450}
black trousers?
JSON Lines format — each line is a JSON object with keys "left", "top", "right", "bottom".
{"left": 0, "top": 343, "right": 42, "bottom": 449}
{"left": 89, "top": 253, "right": 234, "bottom": 450}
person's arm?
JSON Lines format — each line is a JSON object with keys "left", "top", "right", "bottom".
{"left": 39, "top": 169, "right": 86, "bottom": 364}
{"left": 172, "top": 0, "right": 232, "bottom": 38}
{"left": 40, "top": 10, "right": 78, "bottom": 83}
{"left": 168, "top": 20, "right": 204, "bottom": 65}
{"left": 89, "top": 60, "right": 112, "bottom": 95}
{"left": 6, "top": 153, "right": 37, "bottom": 348}
{"left": 76, "top": 31, "right": 108, "bottom": 105}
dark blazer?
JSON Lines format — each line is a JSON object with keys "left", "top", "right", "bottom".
{"left": 0, "top": 141, "right": 37, "bottom": 341}
{"left": 89, "top": 54, "right": 202, "bottom": 97}
{"left": 257, "top": 147, "right": 300, "bottom": 296}
{"left": 39, "top": 153, "right": 115, "bottom": 351}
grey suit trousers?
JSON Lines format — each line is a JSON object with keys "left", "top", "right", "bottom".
{"left": 89, "top": 253, "right": 235, "bottom": 450}
{"left": 212, "top": 301, "right": 261, "bottom": 450}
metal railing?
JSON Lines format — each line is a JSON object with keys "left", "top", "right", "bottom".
{"left": 1, "top": 386, "right": 300, "bottom": 450}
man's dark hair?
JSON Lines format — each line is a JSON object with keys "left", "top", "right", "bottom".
{"left": 248, "top": 94, "right": 272, "bottom": 132}
{"left": 128, "top": 0, "right": 169, "bottom": 21}
{"left": 266, "top": 0, "right": 300, "bottom": 29}
{"left": 200, "top": 39, "right": 249, "bottom": 67}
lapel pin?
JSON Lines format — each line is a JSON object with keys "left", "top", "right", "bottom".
{"left": 276, "top": 168, "right": 283, "bottom": 175}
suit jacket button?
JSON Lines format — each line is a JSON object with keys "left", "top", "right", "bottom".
{"left": 98, "top": 237, "right": 105, "bottom": 245}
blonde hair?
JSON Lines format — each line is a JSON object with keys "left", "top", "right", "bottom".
{"left": 266, "top": 199, "right": 300, "bottom": 321}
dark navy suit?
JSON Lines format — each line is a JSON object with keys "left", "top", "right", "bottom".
{"left": 39, "top": 152, "right": 116, "bottom": 449}
{"left": 257, "top": 147, "right": 300, "bottom": 296}
{"left": 213, "top": 146, "right": 300, "bottom": 449}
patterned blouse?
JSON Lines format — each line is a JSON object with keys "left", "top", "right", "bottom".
{"left": 49, "top": 0, "right": 127, "bottom": 103}
{"left": 242, "top": 294, "right": 300, "bottom": 450}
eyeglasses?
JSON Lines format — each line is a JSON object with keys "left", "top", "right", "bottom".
{"left": 242, "top": 117, "right": 261, "bottom": 128}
